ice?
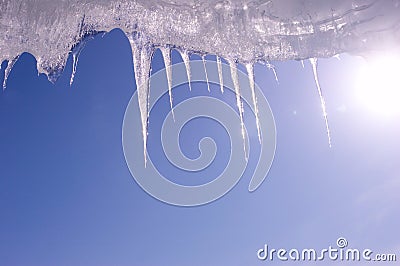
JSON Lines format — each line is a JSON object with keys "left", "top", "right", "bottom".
{"left": 260, "top": 61, "right": 279, "bottom": 84}
{"left": 245, "top": 63, "right": 261, "bottom": 143}
{"left": 310, "top": 58, "right": 332, "bottom": 147}
{"left": 69, "top": 52, "right": 80, "bottom": 86}
{"left": 1, "top": 0, "right": 399, "bottom": 81}
{"left": 178, "top": 50, "right": 192, "bottom": 91}
{"left": 1, "top": 0, "right": 399, "bottom": 158}
{"left": 69, "top": 40, "right": 87, "bottom": 86}
{"left": 2, "top": 56, "right": 19, "bottom": 90}
{"left": 228, "top": 58, "right": 248, "bottom": 160}
{"left": 127, "top": 34, "right": 154, "bottom": 163}
{"left": 271, "top": 66, "right": 279, "bottom": 84}
{"left": 69, "top": 53, "right": 78, "bottom": 86}
{"left": 216, "top": 56, "right": 224, "bottom": 93}
{"left": 202, "top": 55, "right": 210, "bottom": 92}
{"left": 160, "top": 46, "right": 174, "bottom": 119}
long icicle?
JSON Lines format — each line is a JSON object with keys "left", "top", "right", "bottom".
{"left": 216, "top": 56, "right": 224, "bottom": 93}
{"left": 228, "top": 59, "right": 248, "bottom": 160}
{"left": 128, "top": 35, "right": 154, "bottom": 165}
{"left": 202, "top": 55, "right": 210, "bottom": 92}
{"left": 310, "top": 58, "right": 332, "bottom": 147}
{"left": 245, "top": 63, "right": 261, "bottom": 143}
{"left": 179, "top": 50, "right": 192, "bottom": 91}
{"left": 160, "top": 47, "right": 174, "bottom": 120}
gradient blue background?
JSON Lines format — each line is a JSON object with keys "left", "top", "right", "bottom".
{"left": 1, "top": 29, "right": 399, "bottom": 265}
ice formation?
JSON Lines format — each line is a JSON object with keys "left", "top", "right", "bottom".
{"left": 178, "top": 50, "right": 192, "bottom": 91}
{"left": 1, "top": 0, "right": 400, "bottom": 152}
{"left": 245, "top": 63, "right": 261, "bottom": 142}
{"left": 310, "top": 58, "right": 332, "bottom": 147}
{"left": 216, "top": 56, "right": 224, "bottom": 93}
{"left": 228, "top": 58, "right": 248, "bottom": 158}
{"left": 160, "top": 46, "right": 174, "bottom": 119}
{"left": 202, "top": 55, "right": 211, "bottom": 92}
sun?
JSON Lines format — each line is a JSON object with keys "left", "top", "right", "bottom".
{"left": 355, "top": 54, "right": 400, "bottom": 117}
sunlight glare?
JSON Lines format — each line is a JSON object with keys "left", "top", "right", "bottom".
{"left": 355, "top": 54, "right": 400, "bottom": 116}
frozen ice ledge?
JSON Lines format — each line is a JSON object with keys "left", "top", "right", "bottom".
{"left": 1, "top": 0, "right": 400, "bottom": 81}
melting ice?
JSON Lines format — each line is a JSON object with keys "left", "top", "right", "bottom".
{"left": 1, "top": 0, "right": 400, "bottom": 155}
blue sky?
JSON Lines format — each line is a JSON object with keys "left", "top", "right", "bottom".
{"left": 0, "top": 29, "right": 399, "bottom": 265}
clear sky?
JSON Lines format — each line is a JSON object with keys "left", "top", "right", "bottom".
{"left": 0, "top": 29, "right": 399, "bottom": 265}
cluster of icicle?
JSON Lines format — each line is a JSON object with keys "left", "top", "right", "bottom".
{"left": 1, "top": 0, "right": 400, "bottom": 153}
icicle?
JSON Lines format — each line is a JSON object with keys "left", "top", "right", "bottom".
{"left": 202, "top": 55, "right": 210, "bottom": 92}
{"left": 160, "top": 47, "right": 174, "bottom": 120}
{"left": 228, "top": 59, "right": 248, "bottom": 160}
{"left": 69, "top": 37, "right": 88, "bottom": 86}
{"left": 263, "top": 61, "right": 279, "bottom": 84}
{"left": 309, "top": 58, "right": 332, "bottom": 147}
{"left": 300, "top": 60, "right": 305, "bottom": 68}
{"left": 245, "top": 63, "right": 261, "bottom": 143}
{"left": 216, "top": 56, "right": 224, "bottom": 93}
{"left": 269, "top": 64, "right": 279, "bottom": 84}
{"left": 69, "top": 41, "right": 86, "bottom": 86}
{"left": 69, "top": 52, "right": 79, "bottom": 86}
{"left": 128, "top": 35, "right": 154, "bottom": 165}
{"left": 179, "top": 50, "right": 192, "bottom": 91}
{"left": 2, "top": 57, "right": 19, "bottom": 90}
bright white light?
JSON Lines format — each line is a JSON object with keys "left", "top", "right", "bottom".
{"left": 355, "top": 54, "right": 400, "bottom": 116}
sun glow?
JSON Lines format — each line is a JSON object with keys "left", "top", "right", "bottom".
{"left": 355, "top": 54, "right": 400, "bottom": 116}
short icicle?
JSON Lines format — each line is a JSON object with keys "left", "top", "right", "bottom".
{"left": 69, "top": 52, "right": 80, "bottom": 86}
{"left": 310, "top": 58, "right": 332, "bottom": 147}
{"left": 269, "top": 63, "right": 279, "bottom": 84}
{"left": 160, "top": 47, "right": 175, "bottom": 120}
{"left": 263, "top": 61, "right": 279, "bottom": 84}
{"left": 2, "top": 57, "right": 19, "bottom": 90}
{"left": 228, "top": 59, "right": 248, "bottom": 160}
{"left": 202, "top": 55, "right": 210, "bottom": 92}
{"left": 216, "top": 56, "right": 224, "bottom": 93}
{"left": 128, "top": 34, "right": 154, "bottom": 165}
{"left": 178, "top": 50, "right": 192, "bottom": 91}
{"left": 245, "top": 63, "right": 261, "bottom": 143}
